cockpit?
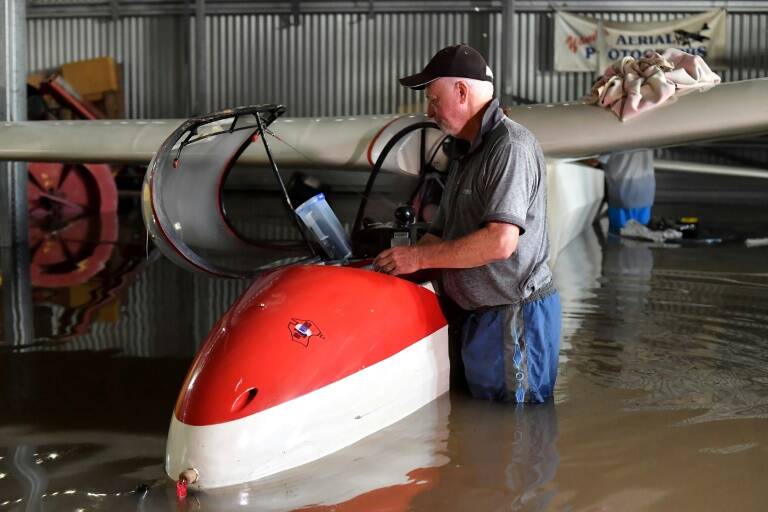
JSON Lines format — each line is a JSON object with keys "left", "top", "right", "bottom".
{"left": 141, "top": 104, "right": 450, "bottom": 278}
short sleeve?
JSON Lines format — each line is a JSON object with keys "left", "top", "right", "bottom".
{"left": 481, "top": 141, "right": 539, "bottom": 235}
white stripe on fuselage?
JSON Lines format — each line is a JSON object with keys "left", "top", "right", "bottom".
{"left": 165, "top": 325, "right": 450, "bottom": 489}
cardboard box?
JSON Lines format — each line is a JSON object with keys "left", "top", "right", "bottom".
{"left": 61, "top": 56, "right": 119, "bottom": 101}
{"left": 27, "top": 72, "right": 45, "bottom": 90}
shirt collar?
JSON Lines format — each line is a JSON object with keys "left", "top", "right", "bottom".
{"left": 467, "top": 98, "right": 502, "bottom": 154}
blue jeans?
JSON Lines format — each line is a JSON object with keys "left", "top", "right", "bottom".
{"left": 460, "top": 290, "right": 561, "bottom": 403}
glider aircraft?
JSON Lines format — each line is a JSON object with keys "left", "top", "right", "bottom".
{"left": 1, "top": 76, "right": 767, "bottom": 489}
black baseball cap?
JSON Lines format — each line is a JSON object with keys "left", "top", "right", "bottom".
{"left": 399, "top": 44, "right": 494, "bottom": 90}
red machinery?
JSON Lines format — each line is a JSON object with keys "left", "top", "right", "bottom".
{"left": 28, "top": 75, "right": 119, "bottom": 288}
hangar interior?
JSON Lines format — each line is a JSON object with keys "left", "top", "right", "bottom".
{"left": 1, "top": 0, "right": 768, "bottom": 511}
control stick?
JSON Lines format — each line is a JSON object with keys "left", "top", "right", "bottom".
{"left": 394, "top": 204, "right": 415, "bottom": 228}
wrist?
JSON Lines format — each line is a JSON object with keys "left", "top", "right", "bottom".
{"left": 415, "top": 241, "right": 438, "bottom": 270}
{"left": 413, "top": 245, "right": 425, "bottom": 271}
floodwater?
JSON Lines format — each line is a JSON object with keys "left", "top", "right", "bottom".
{"left": 2, "top": 176, "right": 768, "bottom": 511}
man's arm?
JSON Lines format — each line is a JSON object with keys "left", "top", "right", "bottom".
{"left": 373, "top": 222, "right": 519, "bottom": 276}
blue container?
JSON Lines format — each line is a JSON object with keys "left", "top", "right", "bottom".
{"left": 295, "top": 193, "right": 352, "bottom": 261}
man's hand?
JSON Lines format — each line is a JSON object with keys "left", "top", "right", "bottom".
{"left": 373, "top": 222, "right": 518, "bottom": 275}
{"left": 373, "top": 246, "right": 422, "bottom": 276}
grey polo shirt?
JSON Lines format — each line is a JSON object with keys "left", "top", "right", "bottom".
{"left": 428, "top": 98, "right": 553, "bottom": 310}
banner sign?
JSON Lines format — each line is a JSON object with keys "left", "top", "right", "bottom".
{"left": 554, "top": 9, "right": 727, "bottom": 72}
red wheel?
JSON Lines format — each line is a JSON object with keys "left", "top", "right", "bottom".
{"left": 28, "top": 162, "right": 117, "bottom": 217}
{"left": 28, "top": 162, "right": 119, "bottom": 287}
{"left": 28, "top": 213, "right": 118, "bottom": 288}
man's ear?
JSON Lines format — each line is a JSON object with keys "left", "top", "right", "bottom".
{"left": 455, "top": 80, "right": 469, "bottom": 104}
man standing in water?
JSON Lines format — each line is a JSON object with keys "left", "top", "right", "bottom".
{"left": 374, "top": 44, "right": 561, "bottom": 403}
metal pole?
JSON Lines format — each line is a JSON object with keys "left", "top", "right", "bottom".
{"left": 0, "top": 0, "right": 28, "bottom": 247}
{"left": 501, "top": 0, "right": 516, "bottom": 105}
{"left": 0, "top": 0, "right": 32, "bottom": 346}
{"left": 468, "top": 9, "right": 491, "bottom": 71}
{"left": 194, "top": 0, "right": 207, "bottom": 115}
{"left": 254, "top": 113, "right": 317, "bottom": 257}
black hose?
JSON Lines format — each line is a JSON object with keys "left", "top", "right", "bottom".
{"left": 353, "top": 121, "right": 440, "bottom": 234}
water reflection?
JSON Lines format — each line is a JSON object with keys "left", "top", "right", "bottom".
{"left": 29, "top": 211, "right": 154, "bottom": 343}
{"left": 1, "top": 205, "right": 251, "bottom": 355}
{"left": 0, "top": 434, "right": 167, "bottom": 511}
{"left": 0, "top": 391, "right": 561, "bottom": 511}
{"left": 0, "top": 243, "right": 34, "bottom": 347}
{"left": 6, "top": 446, "right": 47, "bottom": 512}
{"left": 2, "top": 202, "right": 768, "bottom": 511}
{"left": 142, "top": 395, "right": 451, "bottom": 511}
{"left": 551, "top": 223, "right": 603, "bottom": 400}
{"left": 421, "top": 398, "right": 559, "bottom": 512}
{"left": 561, "top": 230, "right": 768, "bottom": 424}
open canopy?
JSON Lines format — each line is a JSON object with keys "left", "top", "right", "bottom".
{"left": 141, "top": 104, "right": 451, "bottom": 278}
{"left": 141, "top": 105, "right": 319, "bottom": 278}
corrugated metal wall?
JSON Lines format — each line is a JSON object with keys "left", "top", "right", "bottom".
{"left": 26, "top": 7, "right": 768, "bottom": 119}
{"left": 192, "top": 12, "right": 474, "bottom": 117}
{"left": 27, "top": 15, "right": 189, "bottom": 118}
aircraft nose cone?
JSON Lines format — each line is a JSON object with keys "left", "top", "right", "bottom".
{"left": 173, "top": 265, "right": 447, "bottom": 427}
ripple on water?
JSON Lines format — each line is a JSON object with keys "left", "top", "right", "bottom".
{"left": 560, "top": 260, "right": 768, "bottom": 424}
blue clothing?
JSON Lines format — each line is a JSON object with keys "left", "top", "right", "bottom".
{"left": 599, "top": 150, "right": 655, "bottom": 233}
{"left": 598, "top": 150, "right": 655, "bottom": 209}
{"left": 608, "top": 206, "right": 652, "bottom": 234}
{"left": 460, "top": 288, "right": 561, "bottom": 403}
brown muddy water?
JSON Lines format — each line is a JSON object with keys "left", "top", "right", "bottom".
{"left": 2, "top": 185, "right": 768, "bottom": 511}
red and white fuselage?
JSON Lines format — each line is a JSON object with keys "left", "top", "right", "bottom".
{"left": 165, "top": 264, "right": 449, "bottom": 489}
